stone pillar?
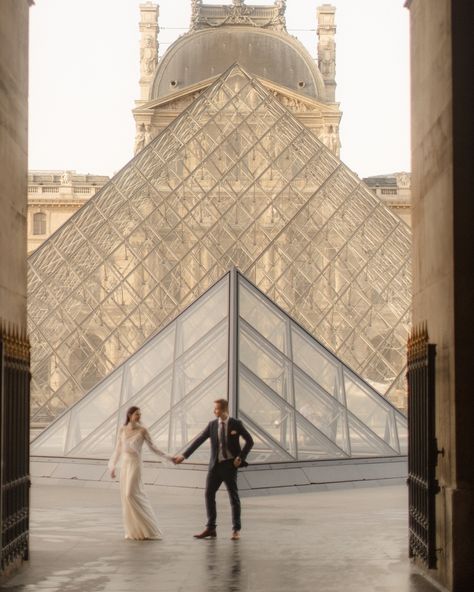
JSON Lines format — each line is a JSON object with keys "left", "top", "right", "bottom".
{"left": 408, "top": 0, "right": 474, "bottom": 590}
{"left": 0, "top": 0, "right": 31, "bottom": 583}
{"left": 139, "top": 2, "right": 159, "bottom": 102}
{"left": 0, "top": 0, "right": 30, "bottom": 330}
{"left": 317, "top": 4, "right": 336, "bottom": 103}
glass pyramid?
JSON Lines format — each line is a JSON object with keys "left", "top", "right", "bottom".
{"left": 31, "top": 269, "right": 408, "bottom": 463}
{"left": 27, "top": 65, "right": 411, "bottom": 427}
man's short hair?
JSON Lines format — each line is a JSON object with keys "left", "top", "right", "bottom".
{"left": 214, "top": 398, "right": 229, "bottom": 412}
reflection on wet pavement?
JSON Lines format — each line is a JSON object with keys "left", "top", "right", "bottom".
{"left": 1, "top": 483, "right": 440, "bottom": 592}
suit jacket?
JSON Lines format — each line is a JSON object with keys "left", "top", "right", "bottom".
{"left": 183, "top": 417, "right": 254, "bottom": 469}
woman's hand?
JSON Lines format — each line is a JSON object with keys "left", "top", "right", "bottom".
{"left": 110, "top": 469, "right": 116, "bottom": 479}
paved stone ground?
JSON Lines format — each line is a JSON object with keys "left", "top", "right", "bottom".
{"left": 1, "top": 481, "right": 441, "bottom": 592}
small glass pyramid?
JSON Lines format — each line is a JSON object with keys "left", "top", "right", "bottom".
{"left": 31, "top": 269, "right": 408, "bottom": 463}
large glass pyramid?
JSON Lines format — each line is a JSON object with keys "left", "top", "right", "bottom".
{"left": 27, "top": 65, "right": 411, "bottom": 427}
{"left": 31, "top": 269, "right": 407, "bottom": 463}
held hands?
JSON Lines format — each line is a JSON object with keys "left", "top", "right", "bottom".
{"left": 170, "top": 455, "right": 241, "bottom": 466}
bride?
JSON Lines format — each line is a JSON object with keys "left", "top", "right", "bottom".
{"left": 109, "top": 406, "right": 172, "bottom": 540}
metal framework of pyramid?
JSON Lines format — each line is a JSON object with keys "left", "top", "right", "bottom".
{"left": 31, "top": 269, "right": 407, "bottom": 463}
{"left": 27, "top": 65, "right": 412, "bottom": 427}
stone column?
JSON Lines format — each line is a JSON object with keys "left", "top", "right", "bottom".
{"left": 0, "top": 0, "right": 30, "bottom": 329}
{"left": 317, "top": 4, "right": 336, "bottom": 103}
{"left": 408, "top": 0, "right": 474, "bottom": 590}
{"left": 139, "top": 2, "right": 159, "bottom": 101}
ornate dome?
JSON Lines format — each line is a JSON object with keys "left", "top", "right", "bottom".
{"left": 150, "top": 26, "right": 327, "bottom": 101}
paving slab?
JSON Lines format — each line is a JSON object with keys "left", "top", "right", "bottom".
{"left": 1, "top": 482, "right": 442, "bottom": 592}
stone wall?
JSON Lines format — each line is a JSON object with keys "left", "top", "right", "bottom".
{"left": 0, "top": 0, "right": 30, "bottom": 328}
{"left": 409, "top": 0, "right": 474, "bottom": 590}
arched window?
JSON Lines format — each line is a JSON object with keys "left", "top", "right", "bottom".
{"left": 33, "top": 212, "right": 47, "bottom": 235}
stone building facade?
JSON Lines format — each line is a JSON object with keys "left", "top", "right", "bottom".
{"left": 363, "top": 172, "right": 411, "bottom": 226}
{"left": 27, "top": 171, "right": 109, "bottom": 254}
{"left": 133, "top": 1, "right": 342, "bottom": 157}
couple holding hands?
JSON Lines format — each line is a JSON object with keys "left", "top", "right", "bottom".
{"left": 108, "top": 399, "right": 254, "bottom": 541}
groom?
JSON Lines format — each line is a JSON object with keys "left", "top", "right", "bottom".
{"left": 173, "top": 399, "right": 254, "bottom": 540}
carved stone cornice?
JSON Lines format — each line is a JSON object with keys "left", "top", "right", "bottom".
{"left": 191, "top": 1, "right": 286, "bottom": 32}
{"left": 137, "top": 75, "right": 341, "bottom": 121}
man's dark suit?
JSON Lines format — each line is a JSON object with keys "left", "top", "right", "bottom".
{"left": 182, "top": 417, "right": 254, "bottom": 532}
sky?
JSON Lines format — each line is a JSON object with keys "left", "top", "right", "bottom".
{"left": 28, "top": 0, "right": 410, "bottom": 179}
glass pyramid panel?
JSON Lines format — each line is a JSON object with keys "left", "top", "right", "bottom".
{"left": 168, "top": 366, "right": 227, "bottom": 463}
{"left": 237, "top": 272, "right": 407, "bottom": 461}
{"left": 68, "top": 412, "right": 121, "bottom": 459}
{"left": 123, "top": 368, "right": 173, "bottom": 437}
{"left": 239, "top": 369, "right": 297, "bottom": 458}
{"left": 31, "top": 275, "right": 230, "bottom": 461}
{"left": 293, "top": 368, "right": 349, "bottom": 454}
{"left": 125, "top": 325, "right": 175, "bottom": 402}
{"left": 347, "top": 414, "right": 398, "bottom": 457}
{"left": 239, "top": 412, "right": 295, "bottom": 463}
{"left": 343, "top": 371, "right": 399, "bottom": 451}
{"left": 295, "top": 414, "right": 347, "bottom": 460}
{"left": 291, "top": 326, "right": 343, "bottom": 403}
{"left": 396, "top": 415, "right": 408, "bottom": 455}
{"left": 239, "top": 324, "right": 293, "bottom": 403}
{"left": 65, "top": 370, "right": 123, "bottom": 453}
{"left": 32, "top": 269, "right": 407, "bottom": 465}
{"left": 30, "top": 413, "right": 70, "bottom": 457}
{"left": 28, "top": 65, "right": 411, "bottom": 428}
{"left": 171, "top": 320, "right": 228, "bottom": 405}
{"left": 239, "top": 280, "right": 290, "bottom": 356}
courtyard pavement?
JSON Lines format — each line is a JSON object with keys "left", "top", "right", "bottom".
{"left": 1, "top": 481, "right": 441, "bottom": 592}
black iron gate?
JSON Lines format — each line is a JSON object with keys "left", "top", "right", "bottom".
{"left": 0, "top": 323, "right": 30, "bottom": 574}
{"left": 407, "top": 324, "right": 439, "bottom": 568}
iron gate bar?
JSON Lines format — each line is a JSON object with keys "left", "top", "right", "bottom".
{"left": 407, "top": 323, "right": 438, "bottom": 568}
{"left": 0, "top": 322, "right": 30, "bottom": 574}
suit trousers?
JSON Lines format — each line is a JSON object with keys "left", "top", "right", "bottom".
{"left": 205, "top": 459, "right": 241, "bottom": 531}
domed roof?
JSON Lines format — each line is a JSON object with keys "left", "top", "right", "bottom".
{"left": 150, "top": 27, "right": 327, "bottom": 101}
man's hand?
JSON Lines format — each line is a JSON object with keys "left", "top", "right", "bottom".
{"left": 173, "top": 455, "right": 185, "bottom": 464}
{"left": 233, "top": 457, "right": 242, "bottom": 468}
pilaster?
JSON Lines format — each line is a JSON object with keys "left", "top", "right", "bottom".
{"left": 317, "top": 4, "right": 337, "bottom": 103}
{"left": 139, "top": 2, "right": 159, "bottom": 102}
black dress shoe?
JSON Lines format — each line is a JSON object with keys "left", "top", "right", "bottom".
{"left": 193, "top": 528, "right": 217, "bottom": 539}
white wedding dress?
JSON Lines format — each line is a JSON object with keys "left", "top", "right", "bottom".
{"left": 109, "top": 425, "right": 170, "bottom": 540}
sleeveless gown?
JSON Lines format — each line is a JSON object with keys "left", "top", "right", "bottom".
{"left": 109, "top": 426, "right": 171, "bottom": 540}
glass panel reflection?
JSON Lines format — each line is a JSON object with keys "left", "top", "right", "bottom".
{"left": 239, "top": 324, "right": 292, "bottom": 403}
{"left": 344, "top": 371, "right": 398, "bottom": 450}
{"left": 66, "top": 370, "right": 123, "bottom": 453}
{"left": 293, "top": 369, "right": 349, "bottom": 454}
{"left": 239, "top": 370, "right": 296, "bottom": 458}
{"left": 239, "top": 279, "right": 289, "bottom": 355}
{"left": 292, "top": 326, "right": 341, "bottom": 401}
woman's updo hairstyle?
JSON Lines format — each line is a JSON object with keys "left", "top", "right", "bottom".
{"left": 125, "top": 406, "right": 140, "bottom": 425}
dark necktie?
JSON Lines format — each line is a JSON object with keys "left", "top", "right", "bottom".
{"left": 220, "top": 421, "right": 228, "bottom": 459}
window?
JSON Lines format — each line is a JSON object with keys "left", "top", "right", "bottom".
{"left": 33, "top": 212, "right": 47, "bottom": 235}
